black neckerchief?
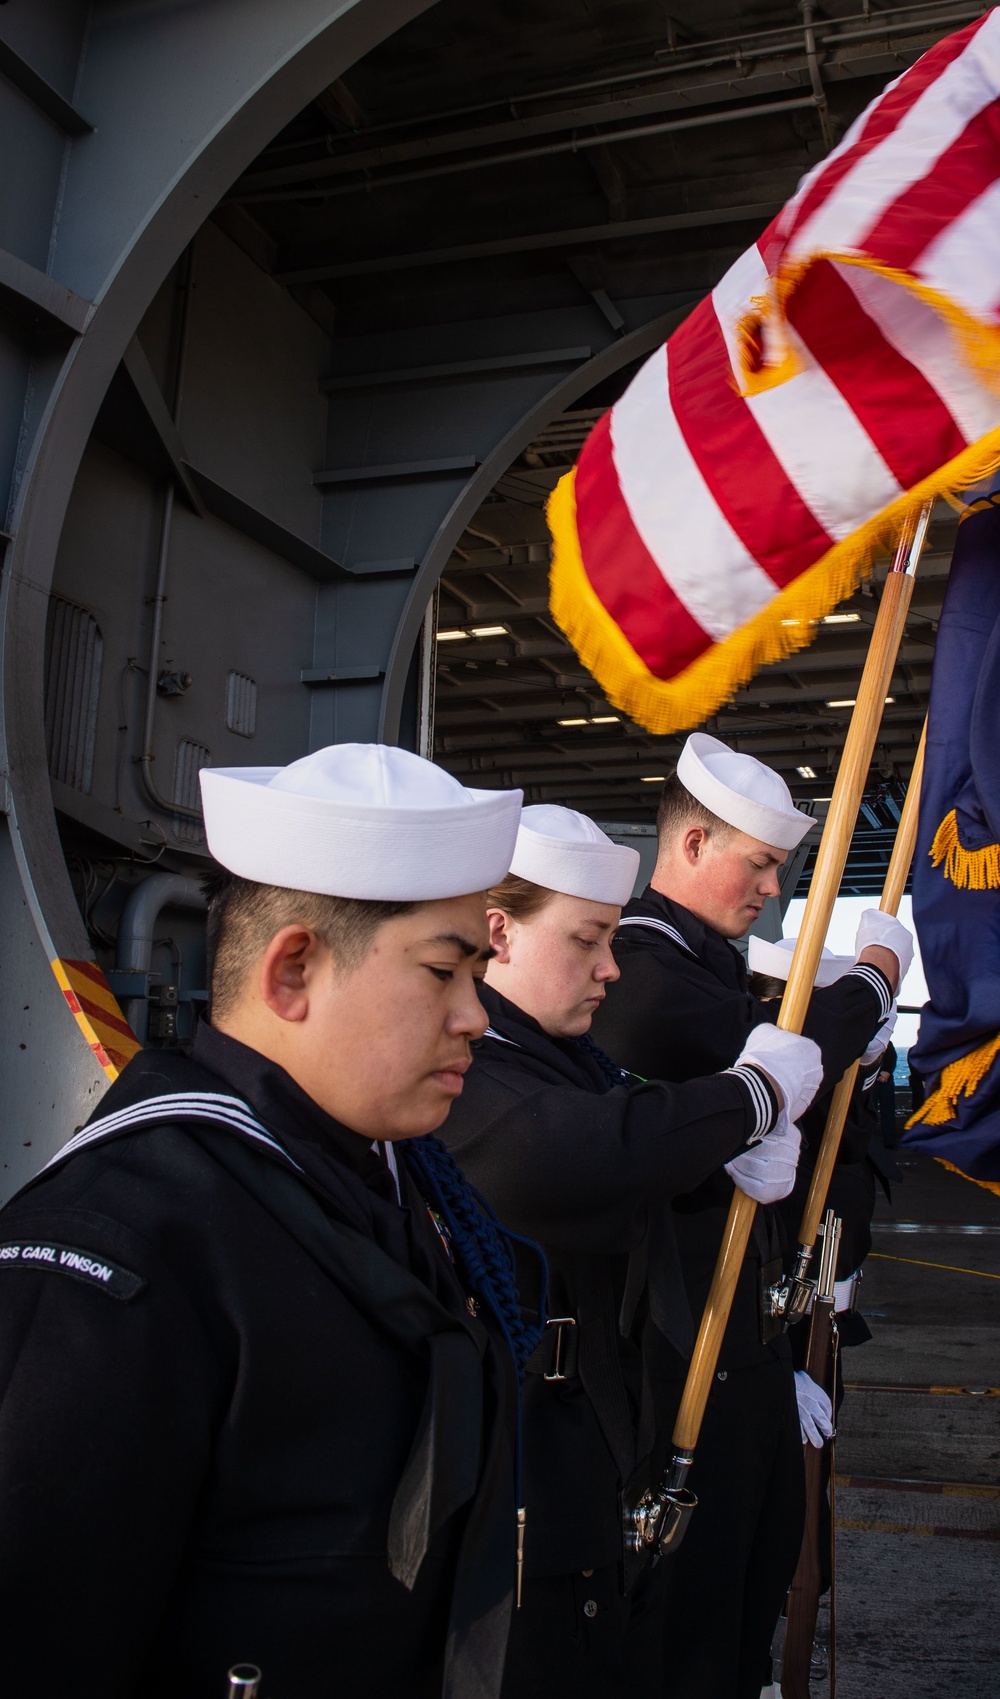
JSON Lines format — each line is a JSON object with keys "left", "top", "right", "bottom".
{"left": 476, "top": 984, "right": 615, "bottom": 1095}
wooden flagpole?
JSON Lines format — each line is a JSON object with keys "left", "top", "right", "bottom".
{"left": 660, "top": 503, "right": 933, "bottom": 1516}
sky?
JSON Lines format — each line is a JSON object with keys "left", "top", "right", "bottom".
{"left": 784, "top": 893, "right": 927, "bottom": 1051}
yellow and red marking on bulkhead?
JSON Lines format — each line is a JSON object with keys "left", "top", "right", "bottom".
{"left": 50, "top": 958, "right": 141, "bottom": 1082}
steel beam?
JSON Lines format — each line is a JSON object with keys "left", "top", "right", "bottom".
{"left": 277, "top": 203, "right": 786, "bottom": 283}
{"left": 0, "top": 247, "right": 91, "bottom": 337}
{"left": 0, "top": 36, "right": 92, "bottom": 135}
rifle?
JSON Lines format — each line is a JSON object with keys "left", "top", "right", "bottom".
{"left": 781, "top": 1210, "right": 842, "bottom": 1699}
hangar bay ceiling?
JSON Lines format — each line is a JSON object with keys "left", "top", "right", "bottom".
{"left": 217, "top": 0, "right": 963, "bottom": 894}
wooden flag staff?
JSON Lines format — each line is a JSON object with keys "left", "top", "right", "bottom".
{"left": 784, "top": 716, "right": 928, "bottom": 1319}
{"left": 632, "top": 503, "right": 934, "bottom": 1558}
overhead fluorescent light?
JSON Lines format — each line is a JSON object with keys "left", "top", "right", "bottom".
{"left": 591, "top": 715, "right": 619, "bottom": 724}
{"left": 436, "top": 628, "right": 468, "bottom": 641}
{"left": 796, "top": 765, "right": 817, "bottom": 779}
{"left": 640, "top": 775, "right": 666, "bottom": 783}
{"left": 825, "top": 696, "right": 894, "bottom": 708}
{"left": 468, "top": 624, "right": 508, "bottom": 637}
{"left": 822, "top": 612, "right": 861, "bottom": 624}
{"left": 812, "top": 796, "right": 833, "bottom": 803}
{"left": 557, "top": 717, "right": 588, "bottom": 726}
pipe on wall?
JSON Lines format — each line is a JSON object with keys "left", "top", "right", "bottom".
{"left": 115, "top": 871, "right": 206, "bottom": 1040}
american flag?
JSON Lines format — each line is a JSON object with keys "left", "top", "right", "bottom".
{"left": 548, "top": 11, "right": 1000, "bottom": 735}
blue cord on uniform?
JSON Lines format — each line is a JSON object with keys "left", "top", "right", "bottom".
{"left": 573, "top": 1031, "right": 632, "bottom": 1090}
{"left": 401, "top": 1134, "right": 546, "bottom": 1382}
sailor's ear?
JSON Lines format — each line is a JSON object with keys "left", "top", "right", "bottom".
{"left": 681, "top": 824, "right": 708, "bottom": 865}
{"left": 258, "top": 924, "right": 321, "bottom": 1023}
{"left": 486, "top": 907, "right": 513, "bottom": 964}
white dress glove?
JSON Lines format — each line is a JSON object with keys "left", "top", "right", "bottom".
{"left": 734, "top": 1024, "right": 824, "bottom": 1123}
{"left": 725, "top": 1113, "right": 802, "bottom": 1203}
{"left": 794, "top": 1369, "right": 835, "bottom": 1447}
{"left": 854, "top": 910, "right": 914, "bottom": 984}
{"left": 860, "top": 1004, "right": 898, "bottom": 1068}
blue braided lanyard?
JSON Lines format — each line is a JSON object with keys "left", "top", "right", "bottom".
{"left": 572, "top": 1030, "right": 639, "bottom": 1088}
{"left": 401, "top": 1137, "right": 547, "bottom": 1529}
{"left": 400, "top": 1136, "right": 546, "bottom": 1382}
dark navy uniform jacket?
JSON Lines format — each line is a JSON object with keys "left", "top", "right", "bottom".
{"left": 440, "top": 982, "right": 779, "bottom": 1579}
{"left": 591, "top": 888, "right": 893, "bottom": 1376}
{"left": 0, "top": 1023, "right": 523, "bottom": 1699}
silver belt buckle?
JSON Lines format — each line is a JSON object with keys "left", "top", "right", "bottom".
{"left": 543, "top": 1316, "right": 576, "bottom": 1381}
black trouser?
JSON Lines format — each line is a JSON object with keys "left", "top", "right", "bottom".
{"left": 502, "top": 1558, "right": 665, "bottom": 1699}
{"left": 655, "top": 1356, "right": 805, "bottom": 1699}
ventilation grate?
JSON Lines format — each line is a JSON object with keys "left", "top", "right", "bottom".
{"left": 173, "top": 739, "right": 210, "bottom": 843}
{"left": 225, "top": 671, "right": 257, "bottom": 738}
{"left": 44, "top": 597, "right": 104, "bottom": 794}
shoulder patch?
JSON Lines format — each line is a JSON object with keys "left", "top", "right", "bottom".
{"left": 0, "top": 1239, "right": 146, "bottom": 1302}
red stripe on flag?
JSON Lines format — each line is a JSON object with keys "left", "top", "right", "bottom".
{"left": 781, "top": 16, "right": 990, "bottom": 244}
{"left": 787, "top": 260, "right": 968, "bottom": 487}
{"left": 855, "top": 100, "right": 1000, "bottom": 274}
{"left": 667, "top": 296, "right": 835, "bottom": 586}
{"left": 575, "top": 411, "right": 713, "bottom": 681}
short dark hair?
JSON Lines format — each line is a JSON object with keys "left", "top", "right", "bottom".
{"left": 485, "top": 872, "right": 553, "bottom": 923}
{"left": 204, "top": 870, "right": 418, "bottom": 1021}
{"left": 655, "top": 772, "right": 734, "bottom": 849}
{"left": 747, "top": 969, "right": 786, "bottom": 1002}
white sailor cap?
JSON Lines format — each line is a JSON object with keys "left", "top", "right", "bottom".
{"left": 677, "top": 733, "right": 813, "bottom": 851}
{"left": 508, "top": 804, "right": 640, "bottom": 906}
{"left": 748, "top": 934, "right": 855, "bottom": 988}
{"left": 200, "top": 743, "right": 522, "bottom": 901}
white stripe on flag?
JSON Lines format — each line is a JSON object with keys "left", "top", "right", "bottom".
{"left": 787, "top": 11, "right": 1000, "bottom": 262}
{"left": 609, "top": 345, "right": 776, "bottom": 640}
{"left": 713, "top": 246, "right": 903, "bottom": 540}
{"left": 916, "top": 177, "right": 1000, "bottom": 324}
{"left": 775, "top": 70, "right": 907, "bottom": 238}
{"left": 840, "top": 260, "right": 1000, "bottom": 447}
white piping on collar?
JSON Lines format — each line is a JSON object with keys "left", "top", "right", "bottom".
{"left": 614, "top": 915, "right": 697, "bottom": 956}
{"left": 44, "top": 1091, "right": 302, "bottom": 1173}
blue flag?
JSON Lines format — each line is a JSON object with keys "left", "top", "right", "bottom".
{"left": 905, "top": 495, "right": 1000, "bottom": 1193}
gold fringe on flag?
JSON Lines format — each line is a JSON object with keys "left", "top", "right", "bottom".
{"left": 908, "top": 1030, "right": 1000, "bottom": 1130}
{"left": 548, "top": 423, "right": 1000, "bottom": 737}
{"left": 930, "top": 809, "right": 1000, "bottom": 891}
{"left": 736, "top": 253, "right": 1000, "bottom": 406}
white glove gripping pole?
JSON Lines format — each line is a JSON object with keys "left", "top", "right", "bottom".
{"left": 733, "top": 1025, "right": 823, "bottom": 1125}
{"left": 854, "top": 909, "right": 915, "bottom": 984}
